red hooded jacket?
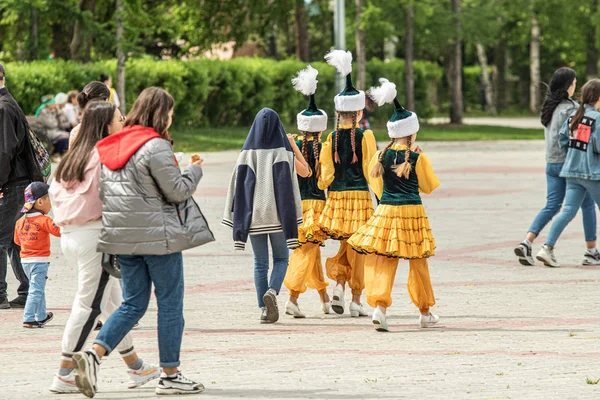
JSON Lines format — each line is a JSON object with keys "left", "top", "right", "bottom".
{"left": 96, "top": 125, "right": 163, "bottom": 170}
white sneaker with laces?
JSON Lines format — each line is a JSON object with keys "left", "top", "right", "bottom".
{"left": 514, "top": 242, "right": 535, "bottom": 266}
{"left": 419, "top": 312, "right": 440, "bottom": 328}
{"left": 50, "top": 372, "right": 80, "bottom": 393}
{"left": 285, "top": 301, "right": 305, "bottom": 318}
{"left": 372, "top": 308, "right": 388, "bottom": 332}
{"left": 536, "top": 245, "right": 560, "bottom": 268}
{"left": 582, "top": 249, "right": 600, "bottom": 266}
{"left": 127, "top": 362, "right": 161, "bottom": 389}
{"left": 349, "top": 302, "right": 368, "bottom": 317}
{"left": 72, "top": 350, "right": 101, "bottom": 398}
{"left": 331, "top": 284, "right": 345, "bottom": 315}
{"left": 155, "top": 372, "right": 205, "bottom": 395}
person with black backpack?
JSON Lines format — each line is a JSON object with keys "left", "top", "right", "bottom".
{"left": 0, "top": 62, "right": 45, "bottom": 310}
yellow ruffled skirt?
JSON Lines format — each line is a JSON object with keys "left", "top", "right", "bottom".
{"left": 298, "top": 200, "right": 328, "bottom": 246}
{"left": 318, "top": 190, "right": 374, "bottom": 240}
{"left": 347, "top": 204, "right": 435, "bottom": 259}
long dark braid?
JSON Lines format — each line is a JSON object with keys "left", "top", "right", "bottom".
{"left": 350, "top": 112, "right": 358, "bottom": 164}
{"left": 301, "top": 133, "right": 309, "bottom": 164}
{"left": 371, "top": 139, "right": 394, "bottom": 178}
{"left": 334, "top": 113, "right": 341, "bottom": 163}
{"left": 311, "top": 133, "right": 321, "bottom": 178}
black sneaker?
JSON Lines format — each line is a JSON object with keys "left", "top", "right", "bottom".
{"left": 514, "top": 242, "right": 534, "bottom": 266}
{"left": 155, "top": 372, "right": 205, "bottom": 395}
{"left": 9, "top": 296, "right": 26, "bottom": 308}
{"left": 39, "top": 312, "right": 54, "bottom": 327}
{"left": 23, "top": 321, "right": 42, "bottom": 328}
{"left": 0, "top": 297, "right": 9, "bottom": 310}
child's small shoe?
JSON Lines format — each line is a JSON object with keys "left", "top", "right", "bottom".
{"left": 349, "top": 302, "right": 368, "bottom": 317}
{"left": 419, "top": 312, "right": 440, "bottom": 328}
{"left": 331, "top": 284, "right": 345, "bottom": 315}
{"left": 321, "top": 301, "right": 331, "bottom": 315}
{"left": 23, "top": 321, "right": 42, "bottom": 328}
{"left": 285, "top": 301, "right": 305, "bottom": 318}
{"left": 39, "top": 312, "right": 54, "bottom": 327}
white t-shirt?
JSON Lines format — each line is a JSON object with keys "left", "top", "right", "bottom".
{"left": 62, "top": 103, "right": 79, "bottom": 126}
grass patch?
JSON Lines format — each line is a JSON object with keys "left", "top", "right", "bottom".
{"left": 586, "top": 377, "right": 600, "bottom": 385}
{"left": 171, "top": 124, "right": 543, "bottom": 152}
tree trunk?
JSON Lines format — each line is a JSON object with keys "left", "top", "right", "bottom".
{"left": 448, "top": 0, "right": 463, "bottom": 124}
{"left": 354, "top": 0, "right": 366, "bottom": 90}
{"left": 30, "top": 6, "right": 38, "bottom": 60}
{"left": 268, "top": 25, "right": 279, "bottom": 60}
{"left": 294, "top": 0, "right": 310, "bottom": 61}
{"left": 494, "top": 39, "right": 507, "bottom": 112}
{"left": 404, "top": 2, "right": 415, "bottom": 111}
{"left": 116, "top": 0, "right": 126, "bottom": 114}
{"left": 529, "top": 13, "right": 541, "bottom": 114}
{"left": 586, "top": 2, "right": 598, "bottom": 80}
{"left": 71, "top": 0, "right": 97, "bottom": 62}
{"left": 476, "top": 43, "right": 495, "bottom": 115}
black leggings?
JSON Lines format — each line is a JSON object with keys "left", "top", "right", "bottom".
{"left": 52, "top": 138, "right": 69, "bottom": 155}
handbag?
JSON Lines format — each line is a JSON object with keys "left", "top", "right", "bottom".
{"left": 101, "top": 253, "right": 122, "bottom": 279}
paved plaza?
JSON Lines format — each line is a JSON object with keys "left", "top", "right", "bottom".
{"left": 2, "top": 140, "right": 600, "bottom": 399}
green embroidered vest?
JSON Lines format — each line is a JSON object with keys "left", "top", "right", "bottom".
{"left": 380, "top": 149, "right": 422, "bottom": 206}
{"left": 296, "top": 139, "right": 326, "bottom": 201}
{"left": 329, "top": 128, "right": 369, "bottom": 192}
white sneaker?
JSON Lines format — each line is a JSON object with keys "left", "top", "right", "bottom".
{"left": 372, "top": 308, "right": 388, "bottom": 332}
{"left": 50, "top": 372, "right": 80, "bottom": 393}
{"left": 72, "top": 350, "right": 101, "bottom": 398}
{"left": 514, "top": 242, "right": 535, "bottom": 266}
{"left": 419, "top": 312, "right": 440, "bottom": 328}
{"left": 127, "top": 362, "right": 161, "bottom": 389}
{"left": 582, "top": 250, "right": 600, "bottom": 266}
{"left": 321, "top": 301, "right": 331, "bottom": 314}
{"left": 331, "top": 284, "right": 345, "bottom": 315}
{"left": 155, "top": 371, "right": 205, "bottom": 395}
{"left": 536, "top": 245, "right": 560, "bottom": 268}
{"left": 285, "top": 301, "right": 305, "bottom": 318}
{"left": 260, "top": 307, "right": 268, "bottom": 324}
{"left": 349, "top": 302, "right": 368, "bottom": 317}
{"left": 262, "top": 288, "right": 279, "bottom": 323}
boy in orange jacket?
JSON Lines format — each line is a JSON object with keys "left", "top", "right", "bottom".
{"left": 14, "top": 182, "right": 61, "bottom": 328}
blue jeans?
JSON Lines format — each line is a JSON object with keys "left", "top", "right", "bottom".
{"left": 250, "top": 233, "right": 289, "bottom": 308}
{"left": 546, "top": 178, "right": 600, "bottom": 247}
{"left": 94, "top": 252, "right": 184, "bottom": 368}
{"left": 22, "top": 262, "right": 48, "bottom": 322}
{"left": 529, "top": 163, "right": 597, "bottom": 242}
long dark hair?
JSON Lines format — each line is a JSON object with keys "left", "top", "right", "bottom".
{"left": 125, "top": 87, "right": 174, "bottom": 137}
{"left": 540, "top": 67, "right": 577, "bottom": 127}
{"left": 55, "top": 102, "right": 116, "bottom": 183}
{"left": 78, "top": 81, "right": 110, "bottom": 110}
{"left": 569, "top": 79, "right": 600, "bottom": 134}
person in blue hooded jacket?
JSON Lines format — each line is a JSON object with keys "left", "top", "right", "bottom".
{"left": 538, "top": 79, "right": 600, "bottom": 267}
{"left": 223, "top": 108, "right": 309, "bottom": 324}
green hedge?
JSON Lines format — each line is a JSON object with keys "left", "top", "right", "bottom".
{"left": 4, "top": 58, "right": 444, "bottom": 128}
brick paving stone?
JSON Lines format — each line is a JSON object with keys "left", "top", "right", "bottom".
{"left": 1, "top": 140, "right": 600, "bottom": 399}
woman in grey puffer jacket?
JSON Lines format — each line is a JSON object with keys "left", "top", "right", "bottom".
{"left": 71, "top": 88, "right": 212, "bottom": 398}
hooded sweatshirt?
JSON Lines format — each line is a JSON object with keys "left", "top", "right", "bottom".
{"left": 96, "top": 125, "right": 161, "bottom": 169}
{"left": 222, "top": 108, "right": 303, "bottom": 250}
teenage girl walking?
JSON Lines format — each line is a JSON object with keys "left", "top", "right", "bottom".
{"left": 514, "top": 67, "right": 599, "bottom": 267}
{"left": 538, "top": 79, "right": 600, "bottom": 266}
{"left": 223, "top": 108, "right": 308, "bottom": 324}
{"left": 284, "top": 66, "right": 331, "bottom": 317}
{"left": 49, "top": 101, "right": 159, "bottom": 393}
{"left": 319, "top": 50, "right": 377, "bottom": 317}
{"left": 348, "top": 78, "right": 440, "bottom": 331}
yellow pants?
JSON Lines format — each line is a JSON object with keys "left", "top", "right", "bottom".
{"left": 364, "top": 254, "right": 435, "bottom": 313}
{"left": 326, "top": 240, "right": 365, "bottom": 295}
{"left": 284, "top": 243, "right": 328, "bottom": 298}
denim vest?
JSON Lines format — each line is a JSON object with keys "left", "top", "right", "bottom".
{"left": 559, "top": 105, "right": 600, "bottom": 180}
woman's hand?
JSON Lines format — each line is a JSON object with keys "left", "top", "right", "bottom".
{"left": 190, "top": 154, "right": 204, "bottom": 167}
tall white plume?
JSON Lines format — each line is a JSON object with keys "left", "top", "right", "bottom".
{"left": 369, "top": 78, "right": 397, "bottom": 106}
{"left": 291, "top": 65, "right": 319, "bottom": 96}
{"left": 324, "top": 50, "right": 353, "bottom": 76}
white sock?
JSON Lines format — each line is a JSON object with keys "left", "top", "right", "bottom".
{"left": 588, "top": 248, "right": 599, "bottom": 255}
{"left": 523, "top": 239, "right": 532, "bottom": 247}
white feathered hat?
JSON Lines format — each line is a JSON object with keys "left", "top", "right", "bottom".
{"left": 292, "top": 65, "right": 328, "bottom": 133}
{"left": 369, "top": 78, "right": 419, "bottom": 138}
{"left": 324, "top": 50, "right": 365, "bottom": 112}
